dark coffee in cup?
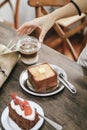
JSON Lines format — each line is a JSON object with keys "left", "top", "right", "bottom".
{"left": 17, "top": 36, "right": 41, "bottom": 65}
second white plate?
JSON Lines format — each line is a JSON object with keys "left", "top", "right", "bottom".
{"left": 19, "top": 64, "right": 67, "bottom": 96}
{"left": 1, "top": 100, "right": 44, "bottom": 130}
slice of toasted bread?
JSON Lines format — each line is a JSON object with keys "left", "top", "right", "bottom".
{"left": 28, "top": 63, "right": 58, "bottom": 92}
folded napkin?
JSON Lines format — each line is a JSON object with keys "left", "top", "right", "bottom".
{"left": 0, "top": 44, "right": 20, "bottom": 88}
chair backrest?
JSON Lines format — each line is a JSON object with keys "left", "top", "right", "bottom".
{"left": 0, "top": 0, "right": 20, "bottom": 29}
{"left": 28, "top": 0, "right": 70, "bottom": 17}
{"left": 28, "top": 0, "right": 70, "bottom": 7}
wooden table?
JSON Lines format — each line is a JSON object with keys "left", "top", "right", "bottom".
{"left": 0, "top": 22, "right": 87, "bottom": 130}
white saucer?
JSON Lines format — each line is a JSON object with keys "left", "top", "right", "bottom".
{"left": 1, "top": 101, "right": 44, "bottom": 130}
{"left": 19, "top": 64, "right": 67, "bottom": 96}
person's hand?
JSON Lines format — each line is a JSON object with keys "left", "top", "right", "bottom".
{"left": 17, "top": 14, "right": 55, "bottom": 42}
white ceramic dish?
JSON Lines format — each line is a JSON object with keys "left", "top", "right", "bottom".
{"left": 19, "top": 64, "right": 67, "bottom": 96}
{"left": 1, "top": 101, "right": 44, "bottom": 130}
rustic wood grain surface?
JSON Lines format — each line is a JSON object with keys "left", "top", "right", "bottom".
{"left": 0, "top": 22, "right": 87, "bottom": 130}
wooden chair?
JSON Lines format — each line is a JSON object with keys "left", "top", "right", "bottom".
{"left": 0, "top": 0, "right": 20, "bottom": 29}
{"left": 28, "top": 0, "right": 87, "bottom": 60}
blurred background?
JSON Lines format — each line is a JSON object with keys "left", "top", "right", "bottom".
{"left": 0, "top": 0, "right": 35, "bottom": 26}
{"left": 0, "top": 0, "right": 87, "bottom": 61}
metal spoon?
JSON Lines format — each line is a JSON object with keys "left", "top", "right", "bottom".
{"left": 59, "top": 73, "right": 77, "bottom": 94}
{"left": 39, "top": 113, "right": 63, "bottom": 130}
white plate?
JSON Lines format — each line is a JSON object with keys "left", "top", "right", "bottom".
{"left": 1, "top": 101, "right": 44, "bottom": 130}
{"left": 19, "top": 64, "right": 67, "bottom": 96}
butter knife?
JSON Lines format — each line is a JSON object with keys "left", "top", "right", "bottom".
{"left": 59, "top": 73, "right": 77, "bottom": 94}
